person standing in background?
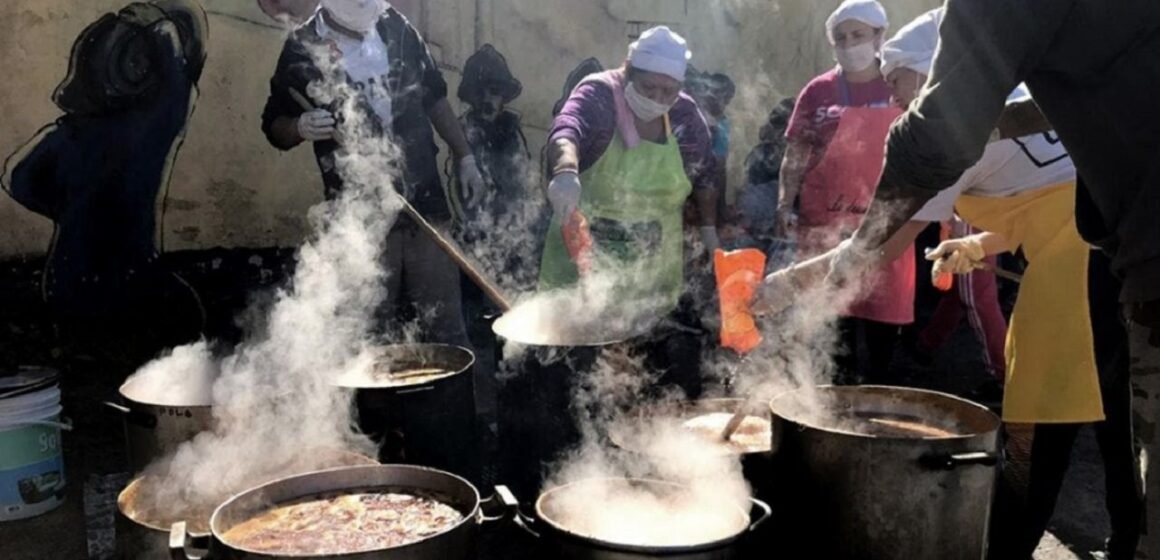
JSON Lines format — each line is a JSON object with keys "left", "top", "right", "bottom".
{"left": 916, "top": 216, "right": 1008, "bottom": 396}
{"left": 259, "top": 0, "right": 485, "bottom": 483}
{"left": 454, "top": 43, "right": 537, "bottom": 289}
{"left": 764, "top": 9, "right": 1143, "bottom": 556}
{"left": 776, "top": 0, "right": 914, "bottom": 384}
{"left": 732, "top": 98, "right": 794, "bottom": 252}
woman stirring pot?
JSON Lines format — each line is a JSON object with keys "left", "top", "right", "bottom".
{"left": 540, "top": 26, "right": 719, "bottom": 320}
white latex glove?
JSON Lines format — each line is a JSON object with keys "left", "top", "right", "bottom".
{"left": 547, "top": 171, "right": 582, "bottom": 218}
{"left": 297, "top": 108, "right": 336, "bottom": 142}
{"left": 458, "top": 155, "right": 486, "bottom": 209}
{"left": 926, "top": 236, "right": 987, "bottom": 276}
{"left": 753, "top": 267, "right": 798, "bottom": 316}
{"left": 700, "top": 226, "right": 721, "bottom": 255}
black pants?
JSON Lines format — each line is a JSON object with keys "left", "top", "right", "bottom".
{"left": 835, "top": 317, "right": 902, "bottom": 385}
{"left": 989, "top": 251, "right": 1144, "bottom": 559}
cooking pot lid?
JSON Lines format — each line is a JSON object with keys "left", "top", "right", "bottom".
{"left": 0, "top": 366, "right": 60, "bottom": 399}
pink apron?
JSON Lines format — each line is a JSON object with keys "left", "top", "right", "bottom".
{"left": 796, "top": 99, "right": 914, "bottom": 325}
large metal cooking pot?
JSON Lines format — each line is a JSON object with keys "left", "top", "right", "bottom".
{"left": 117, "top": 451, "right": 377, "bottom": 559}
{"left": 168, "top": 465, "right": 515, "bottom": 560}
{"left": 491, "top": 299, "right": 707, "bottom": 502}
{"left": 510, "top": 478, "right": 771, "bottom": 560}
{"left": 609, "top": 398, "right": 773, "bottom": 488}
{"left": 107, "top": 373, "right": 214, "bottom": 473}
{"left": 335, "top": 344, "right": 479, "bottom": 484}
{"left": 767, "top": 385, "right": 1002, "bottom": 560}
{"left": 606, "top": 398, "right": 776, "bottom": 555}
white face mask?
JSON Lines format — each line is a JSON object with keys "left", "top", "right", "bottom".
{"left": 835, "top": 41, "right": 879, "bottom": 73}
{"left": 322, "top": 0, "right": 384, "bottom": 33}
{"left": 625, "top": 82, "right": 674, "bottom": 123}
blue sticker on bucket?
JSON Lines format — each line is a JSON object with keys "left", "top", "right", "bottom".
{"left": 0, "top": 457, "right": 66, "bottom": 506}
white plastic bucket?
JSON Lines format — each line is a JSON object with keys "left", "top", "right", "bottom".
{"left": 0, "top": 385, "right": 69, "bottom": 522}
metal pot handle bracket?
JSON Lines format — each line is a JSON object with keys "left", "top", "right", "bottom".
{"left": 480, "top": 485, "right": 520, "bottom": 523}
{"left": 495, "top": 486, "right": 541, "bottom": 540}
{"left": 104, "top": 401, "right": 159, "bottom": 429}
{"left": 512, "top": 509, "right": 542, "bottom": 539}
{"left": 169, "top": 521, "right": 211, "bottom": 560}
{"left": 919, "top": 451, "right": 1002, "bottom": 471}
{"left": 747, "top": 498, "right": 773, "bottom": 532}
{"left": 395, "top": 385, "right": 438, "bottom": 395}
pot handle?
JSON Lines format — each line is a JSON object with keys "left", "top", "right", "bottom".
{"left": 919, "top": 451, "right": 1001, "bottom": 471}
{"left": 396, "top": 385, "right": 437, "bottom": 395}
{"left": 104, "top": 401, "right": 159, "bottom": 429}
{"left": 480, "top": 485, "right": 520, "bottom": 523}
{"left": 512, "top": 510, "right": 542, "bottom": 539}
{"left": 768, "top": 414, "right": 785, "bottom": 456}
{"left": 169, "top": 521, "right": 211, "bottom": 560}
{"left": 747, "top": 497, "right": 773, "bottom": 532}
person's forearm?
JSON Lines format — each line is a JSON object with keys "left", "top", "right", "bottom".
{"left": 975, "top": 231, "right": 1012, "bottom": 256}
{"left": 547, "top": 138, "right": 580, "bottom": 178}
{"left": 428, "top": 98, "right": 471, "bottom": 160}
{"left": 878, "top": 220, "right": 931, "bottom": 262}
{"left": 694, "top": 188, "right": 718, "bottom": 227}
{"left": 851, "top": 182, "right": 932, "bottom": 250}
{"left": 778, "top": 141, "right": 810, "bottom": 208}
{"left": 269, "top": 115, "right": 304, "bottom": 150}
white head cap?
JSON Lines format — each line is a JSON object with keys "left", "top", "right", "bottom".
{"left": 825, "top": 0, "right": 889, "bottom": 41}
{"left": 880, "top": 8, "right": 943, "bottom": 78}
{"left": 627, "top": 26, "right": 692, "bottom": 82}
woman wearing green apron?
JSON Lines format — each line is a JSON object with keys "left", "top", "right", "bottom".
{"left": 541, "top": 26, "right": 719, "bottom": 320}
{"left": 496, "top": 26, "right": 719, "bottom": 508}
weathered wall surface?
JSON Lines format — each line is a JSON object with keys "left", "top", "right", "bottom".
{"left": 0, "top": 0, "right": 940, "bottom": 257}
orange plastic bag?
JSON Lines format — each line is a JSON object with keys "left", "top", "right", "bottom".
{"left": 931, "top": 221, "right": 954, "bottom": 291}
{"left": 562, "top": 210, "right": 593, "bottom": 275}
{"left": 715, "top": 248, "right": 767, "bottom": 354}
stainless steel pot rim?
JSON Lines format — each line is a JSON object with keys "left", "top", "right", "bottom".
{"left": 211, "top": 464, "right": 483, "bottom": 555}
{"left": 533, "top": 477, "right": 754, "bottom": 553}
{"left": 333, "top": 344, "right": 476, "bottom": 389}
{"left": 768, "top": 384, "right": 1001, "bottom": 440}
{"left": 119, "top": 376, "right": 213, "bottom": 408}
{"left": 491, "top": 312, "right": 656, "bottom": 348}
{"left": 611, "top": 398, "right": 774, "bottom": 457}
{"left": 117, "top": 477, "right": 213, "bottom": 537}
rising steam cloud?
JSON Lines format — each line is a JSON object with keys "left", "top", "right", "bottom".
{"left": 127, "top": 36, "right": 410, "bottom": 526}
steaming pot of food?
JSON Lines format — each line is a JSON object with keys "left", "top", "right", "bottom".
{"left": 492, "top": 296, "right": 675, "bottom": 500}
{"left": 508, "top": 477, "right": 770, "bottom": 560}
{"left": 108, "top": 370, "right": 215, "bottom": 473}
{"left": 334, "top": 344, "right": 478, "bottom": 481}
{"left": 766, "top": 385, "right": 1001, "bottom": 560}
{"left": 117, "top": 449, "right": 377, "bottom": 559}
{"left": 168, "top": 465, "right": 516, "bottom": 560}
{"left": 609, "top": 399, "right": 774, "bottom": 495}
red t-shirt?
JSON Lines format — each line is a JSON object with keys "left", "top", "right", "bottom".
{"left": 785, "top": 68, "right": 893, "bottom": 160}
